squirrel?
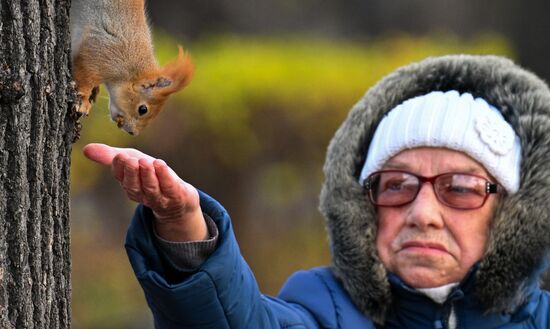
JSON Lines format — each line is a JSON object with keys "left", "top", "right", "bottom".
{"left": 70, "top": 0, "right": 194, "bottom": 135}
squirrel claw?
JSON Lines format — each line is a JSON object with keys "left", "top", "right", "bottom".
{"left": 76, "top": 86, "right": 99, "bottom": 115}
{"left": 77, "top": 103, "right": 92, "bottom": 115}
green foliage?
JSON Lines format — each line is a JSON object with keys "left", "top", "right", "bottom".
{"left": 71, "top": 32, "right": 513, "bottom": 328}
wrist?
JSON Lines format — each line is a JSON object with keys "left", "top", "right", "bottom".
{"left": 153, "top": 208, "right": 208, "bottom": 242}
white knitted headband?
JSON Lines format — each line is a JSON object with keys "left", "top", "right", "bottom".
{"left": 359, "top": 90, "right": 522, "bottom": 193}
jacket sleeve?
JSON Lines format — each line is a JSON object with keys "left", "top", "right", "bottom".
{"left": 124, "top": 190, "right": 320, "bottom": 329}
{"left": 533, "top": 290, "right": 550, "bottom": 328}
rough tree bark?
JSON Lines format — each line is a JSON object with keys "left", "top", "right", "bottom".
{"left": 0, "top": 0, "right": 77, "bottom": 328}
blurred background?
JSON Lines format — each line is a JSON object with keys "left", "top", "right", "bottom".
{"left": 69, "top": 0, "right": 550, "bottom": 328}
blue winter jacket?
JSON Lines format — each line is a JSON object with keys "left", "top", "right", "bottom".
{"left": 125, "top": 192, "right": 550, "bottom": 329}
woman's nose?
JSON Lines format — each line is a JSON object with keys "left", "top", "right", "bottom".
{"left": 405, "top": 183, "right": 445, "bottom": 229}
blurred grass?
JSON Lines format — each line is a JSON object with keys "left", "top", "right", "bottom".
{"left": 70, "top": 32, "right": 513, "bottom": 329}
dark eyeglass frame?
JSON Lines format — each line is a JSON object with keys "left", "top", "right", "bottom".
{"left": 363, "top": 170, "right": 499, "bottom": 210}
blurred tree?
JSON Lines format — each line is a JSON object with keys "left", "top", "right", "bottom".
{"left": 0, "top": 0, "right": 76, "bottom": 328}
{"left": 146, "top": 0, "right": 550, "bottom": 81}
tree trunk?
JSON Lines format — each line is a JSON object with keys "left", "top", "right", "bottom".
{"left": 0, "top": 0, "right": 76, "bottom": 328}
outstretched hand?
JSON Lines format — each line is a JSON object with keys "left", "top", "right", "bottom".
{"left": 83, "top": 143, "right": 208, "bottom": 242}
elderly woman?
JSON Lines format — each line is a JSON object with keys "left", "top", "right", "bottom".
{"left": 85, "top": 55, "right": 550, "bottom": 328}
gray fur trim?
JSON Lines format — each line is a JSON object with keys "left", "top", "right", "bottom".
{"left": 319, "top": 55, "right": 550, "bottom": 324}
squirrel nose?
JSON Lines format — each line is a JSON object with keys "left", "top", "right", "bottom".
{"left": 124, "top": 127, "right": 139, "bottom": 136}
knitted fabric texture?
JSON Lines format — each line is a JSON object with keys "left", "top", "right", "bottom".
{"left": 358, "top": 90, "right": 522, "bottom": 193}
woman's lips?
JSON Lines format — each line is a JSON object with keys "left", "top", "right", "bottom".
{"left": 401, "top": 241, "right": 449, "bottom": 254}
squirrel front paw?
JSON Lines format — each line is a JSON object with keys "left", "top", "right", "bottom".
{"left": 75, "top": 93, "right": 92, "bottom": 115}
{"left": 75, "top": 86, "right": 99, "bottom": 115}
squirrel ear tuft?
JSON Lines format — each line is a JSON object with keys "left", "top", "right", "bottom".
{"left": 140, "top": 77, "right": 172, "bottom": 91}
{"left": 154, "top": 78, "right": 172, "bottom": 88}
{"left": 156, "top": 46, "right": 194, "bottom": 95}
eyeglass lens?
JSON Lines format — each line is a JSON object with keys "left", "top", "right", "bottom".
{"left": 368, "top": 171, "right": 490, "bottom": 209}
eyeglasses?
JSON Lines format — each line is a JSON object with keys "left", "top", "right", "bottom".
{"left": 364, "top": 170, "right": 499, "bottom": 210}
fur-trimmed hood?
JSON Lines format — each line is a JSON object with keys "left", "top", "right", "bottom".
{"left": 319, "top": 55, "right": 550, "bottom": 325}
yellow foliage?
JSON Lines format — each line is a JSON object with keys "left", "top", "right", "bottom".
{"left": 72, "top": 32, "right": 512, "bottom": 192}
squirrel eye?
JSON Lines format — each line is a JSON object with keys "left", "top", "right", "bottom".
{"left": 138, "top": 105, "right": 148, "bottom": 116}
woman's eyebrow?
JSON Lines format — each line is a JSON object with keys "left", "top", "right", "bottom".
{"left": 381, "top": 161, "right": 484, "bottom": 174}
{"left": 381, "top": 161, "right": 410, "bottom": 170}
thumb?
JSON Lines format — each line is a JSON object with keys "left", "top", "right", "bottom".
{"left": 83, "top": 143, "right": 119, "bottom": 166}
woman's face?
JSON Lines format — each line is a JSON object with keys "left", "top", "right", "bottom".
{"left": 376, "top": 147, "right": 499, "bottom": 288}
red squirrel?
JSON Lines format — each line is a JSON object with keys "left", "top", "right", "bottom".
{"left": 70, "top": 0, "right": 194, "bottom": 135}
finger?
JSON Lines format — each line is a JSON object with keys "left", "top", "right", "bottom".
{"left": 112, "top": 147, "right": 156, "bottom": 162}
{"left": 122, "top": 157, "right": 141, "bottom": 196}
{"left": 112, "top": 153, "right": 129, "bottom": 182}
{"left": 154, "top": 160, "right": 183, "bottom": 199}
{"left": 139, "top": 158, "right": 161, "bottom": 196}
{"left": 83, "top": 143, "right": 157, "bottom": 165}
{"left": 83, "top": 143, "right": 120, "bottom": 166}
